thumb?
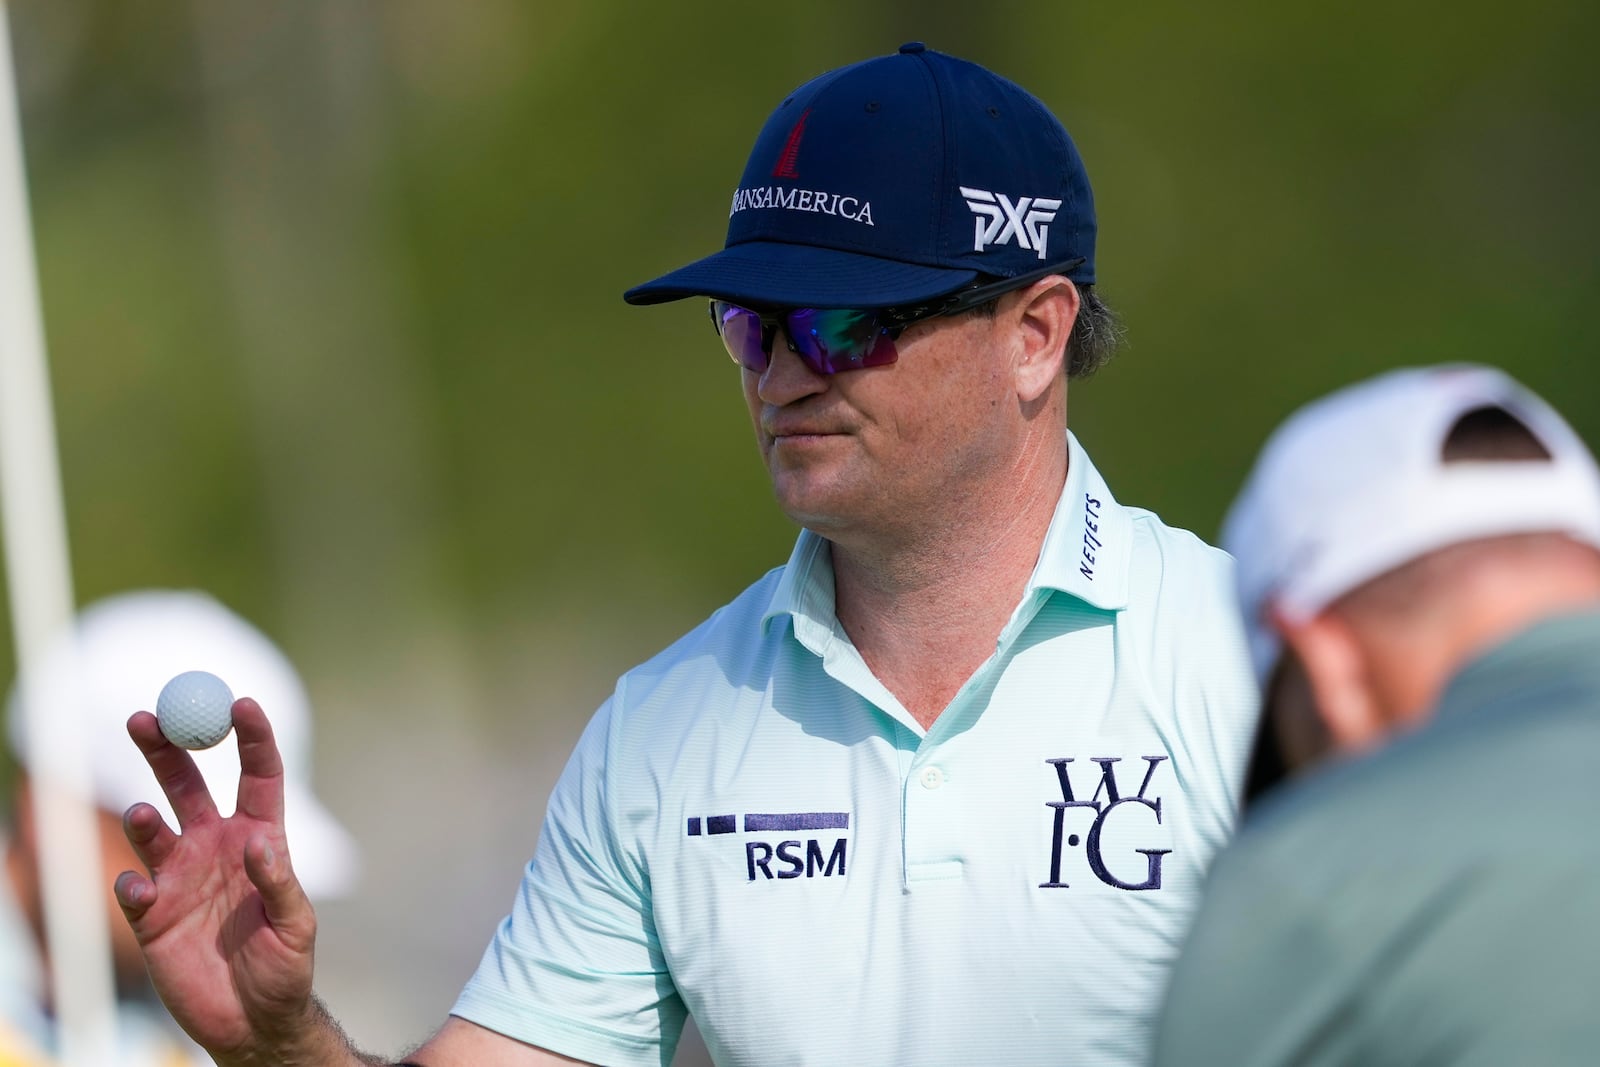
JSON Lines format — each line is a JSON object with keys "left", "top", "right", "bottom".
{"left": 243, "top": 834, "right": 316, "bottom": 953}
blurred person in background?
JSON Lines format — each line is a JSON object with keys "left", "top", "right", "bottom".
{"left": 114, "top": 45, "right": 1257, "bottom": 1066}
{"left": 1, "top": 590, "right": 357, "bottom": 1067}
{"left": 1152, "top": 365, "right": 1600, "bottom": 1065}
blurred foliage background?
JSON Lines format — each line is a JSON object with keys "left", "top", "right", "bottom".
{"left": 1, "top": 0, "right": 1596, "bottom": 1057}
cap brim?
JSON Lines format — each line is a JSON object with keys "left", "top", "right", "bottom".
{"left": 624, "top": 241, "right": 982, "bottom": 309}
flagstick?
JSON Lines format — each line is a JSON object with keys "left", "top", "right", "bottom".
{"left": 0, "top": 5, "right": 119, "bottom": 1064}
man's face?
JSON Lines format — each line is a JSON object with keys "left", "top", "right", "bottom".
{"left": 740, "top": 305, "right": 1024, "bottom": 544}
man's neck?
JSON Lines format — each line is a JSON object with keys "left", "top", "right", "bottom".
{"left": 830, "top": 444, "right": 1069, "bottom": 730}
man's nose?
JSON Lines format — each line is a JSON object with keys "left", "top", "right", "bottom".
{"left": 755, "top": 331, "right": 827, "bottom": 406}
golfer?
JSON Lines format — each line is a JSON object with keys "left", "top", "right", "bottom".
{"left": 118, "top": 45, "right": 1257, "bottom": 1067}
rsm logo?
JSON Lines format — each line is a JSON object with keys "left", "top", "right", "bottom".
{"left": 686, "top": 811, "right": 850, "bottom": 883}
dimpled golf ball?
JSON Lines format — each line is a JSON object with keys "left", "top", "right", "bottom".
{"left": 156, "top": 670, "right": 235, "bottom": 750}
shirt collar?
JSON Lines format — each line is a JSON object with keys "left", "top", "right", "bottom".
{"left": 762, "top": 528, "right": 835, "bottom": 648}
{"left": 1029, "top": 431, "right": 1132, "bottom": 611}
{"left": 762, "top": 430, "right": 1132, "bottom": 637}
{"left": 1439, "top": 608, "right": 1600, "bottom": 718}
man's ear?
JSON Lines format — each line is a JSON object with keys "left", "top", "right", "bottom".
{"left": 1273, "top": 608, "right": 1389, "bottom": 756}
{"left": 1010, "top": 278, "right": 1078, "bottom": 404}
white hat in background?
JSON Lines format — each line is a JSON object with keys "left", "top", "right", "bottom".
{"left": 5, "top": 589, "right": 358, "bottom": 899}
{"left": 1223, "top": 364, "right": 1600, "bottom": 685}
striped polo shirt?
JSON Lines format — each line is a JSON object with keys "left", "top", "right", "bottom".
{"left": 455, "top": 432, "right": 1258, "bottom": 1066}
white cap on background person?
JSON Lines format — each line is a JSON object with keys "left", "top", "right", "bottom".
{"left": 1223, "top": 363, "right": 1600, "bottom": 688}
{"left": 5, "top": 589, "right": 358, "bottom": 899}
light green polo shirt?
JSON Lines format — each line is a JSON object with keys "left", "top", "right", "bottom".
{"left": 455, "top": 433, "right": 1258, "bottom": 1066}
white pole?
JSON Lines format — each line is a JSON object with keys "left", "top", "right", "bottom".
{"left": 0, "top": 4, "right": 119, "bottom": 1065}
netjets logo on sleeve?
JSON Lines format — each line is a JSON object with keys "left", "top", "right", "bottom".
{"left": 960, "top": 187, "right": 1062, "bottom": 259}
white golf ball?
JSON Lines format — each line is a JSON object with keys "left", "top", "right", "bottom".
{"left": 156, "top": 670, "right": 236, "bottom": 750}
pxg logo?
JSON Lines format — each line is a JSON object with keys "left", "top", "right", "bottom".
{"left": 960, "top": 187, "right": 1062, "bottom": 259}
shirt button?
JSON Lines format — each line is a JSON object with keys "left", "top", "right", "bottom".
{"left": 920, "top": 766, "right": 945, "bottom": 790}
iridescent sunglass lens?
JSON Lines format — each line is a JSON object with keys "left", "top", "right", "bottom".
{"left": 713, "top": 302, "right": 770, "bottom": 372}
{"left": 787, "top": 308, "right": 899, "bottom": 374}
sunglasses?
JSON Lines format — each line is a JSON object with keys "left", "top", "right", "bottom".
{"left": 709, "top": 256, "right": 1086, "bottom": 376}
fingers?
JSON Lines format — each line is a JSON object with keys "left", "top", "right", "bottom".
{"left": 232, "top": 698, "right": 286, "bottom": 824}
{"left": 113, "top": 869, "right": 157, "bottom": 924}
{"left": 128, "top": 711, "right": 220, "bottom": 829}
{"left": 243, "top": 832, "right": 316, "bottom": 953}
{"left": 122, "top": 801, "right": 179, "bottom": 872}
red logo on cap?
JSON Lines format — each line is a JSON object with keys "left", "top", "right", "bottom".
{"left": 772, "top": 108, "right": 811, "bottom": 180}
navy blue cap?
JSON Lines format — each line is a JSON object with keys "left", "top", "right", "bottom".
{"left": 624, "top": 44, "right": 1096, "bottom": 309}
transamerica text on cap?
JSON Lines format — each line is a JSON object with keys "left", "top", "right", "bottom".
{"left": 730, "top": 185, "right": 875, "bottom": 225}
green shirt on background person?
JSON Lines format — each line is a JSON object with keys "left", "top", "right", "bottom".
{"left": 1154, "top": 604, "right": 1600, "bottom": 1065}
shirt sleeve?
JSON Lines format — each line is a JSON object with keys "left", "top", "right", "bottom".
{"left": 451, "top": 691, "right": 686, "bottom": 1067}
{"left": 1183, "top": 548, "right": 1261, "bottom": 842}
{"left": 1140, "top": 530, "right": 1261, "bottom": 860}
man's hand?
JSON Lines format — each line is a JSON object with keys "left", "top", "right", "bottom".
{"left": 116, "top": 698, "right": 597, "bottom": 1067}
{"left": 115, "top": 697, "right": 338, "bottom": 1066}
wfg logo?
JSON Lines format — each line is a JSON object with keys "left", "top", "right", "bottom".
{"left": 1040, "top": 756, "right": 1172, "bottom": 891}
{"left": 960, "top": 187, "right": 1063, "bottom": 259}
